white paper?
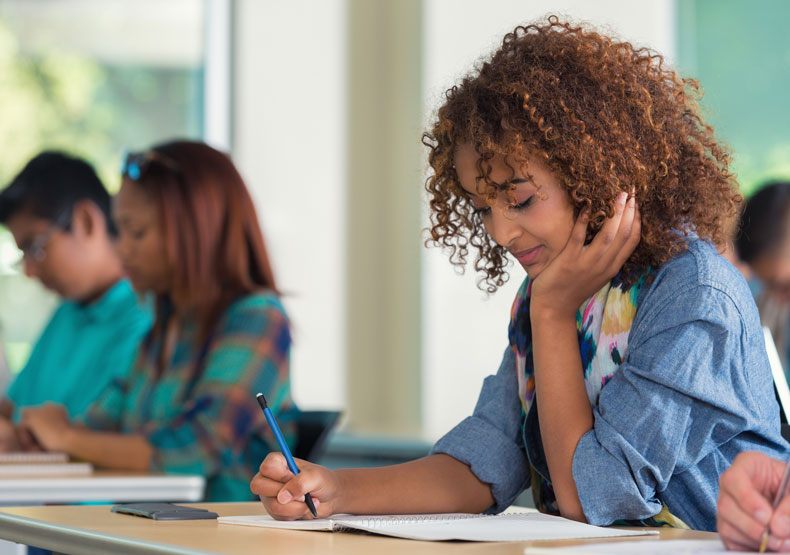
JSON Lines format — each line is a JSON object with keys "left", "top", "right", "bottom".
{"left": 0, "top": 462, "right": 93, "bottom": 476}
{"left": 0, "top": 452, "right": 69, "bottom": 464}
{"left": 525, "top": 539, "right": 728, "bottom": 554}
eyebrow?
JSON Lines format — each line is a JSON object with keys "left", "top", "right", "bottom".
{"left": 466, "top": 177, "right": 530, "bottom": 197}
{"left": 495, "top": 178, "right": 529, "bottom": 189}
{"left": 113, "top": 212, "right": 145, "bottom": 227}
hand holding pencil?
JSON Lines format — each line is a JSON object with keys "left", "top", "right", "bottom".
{"left": 255, "top": 393, "right": 320, "bottom": 518}
{"left": 717, "top": 451, "right": 790, "bottom": 552}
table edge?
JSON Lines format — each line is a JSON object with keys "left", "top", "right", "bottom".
{"left": 0, "top": 511, "right": 212, "bottom": 555}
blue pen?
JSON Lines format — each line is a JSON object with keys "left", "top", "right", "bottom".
{"left": 256, "top": 393, "right": 318, "bottom": 517}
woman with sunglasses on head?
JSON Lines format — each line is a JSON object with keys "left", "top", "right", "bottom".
{"left": 21, "top": 140, "right": 295, "bottom": 501}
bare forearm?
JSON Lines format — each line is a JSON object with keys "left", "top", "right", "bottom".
{"left": 335, "top": 454, "right": 494, "bottom": 515}
{"left": 532, "top": 313, "right": 592, "bottom": 521}
{"left": 63, "top": 427, "right": 153, "bottom": 471}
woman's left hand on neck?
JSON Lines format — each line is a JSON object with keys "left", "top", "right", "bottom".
{"left": 530, "top": 192, "right": 641, "bottom": 321}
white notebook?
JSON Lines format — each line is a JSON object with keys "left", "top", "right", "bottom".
{"left": 218, "top": 511, "right": 659, "bottom": 542}
{"left": 0, "top": 462, "right": 93, "bottom": 476}
{"left": 0, "top": 452, "right": 93, "bottom": 475}
{"left": 0, "top": 452, "right": 69, "bottom": 464}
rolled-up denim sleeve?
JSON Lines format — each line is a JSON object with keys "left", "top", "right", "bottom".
{"left": 572, "top": 281, "right": 765, "bottom": 526}
{"left": 431, "top": 347, "right": 529, "bottom": 513}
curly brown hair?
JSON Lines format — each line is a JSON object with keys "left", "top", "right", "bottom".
{"left": 423, "top": 16, "right": 741, "bottom": 293}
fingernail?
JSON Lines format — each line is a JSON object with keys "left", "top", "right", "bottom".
{"left": 618, "top": 192, "right": 627, "bottom": 204}
{"left": 779, "top": 515, "right": 790, "bottom": 535}
{"left": 756, "top": 510, "right": 771, "bottom": 525}
{"left": 277, "top": 490, "right": 293, "bottom": 504}
{"left": 781, "top": 539, "right": 790, "bottom": 552}
{"left": 769, "top": 536, "right": 783, "bottom": 551}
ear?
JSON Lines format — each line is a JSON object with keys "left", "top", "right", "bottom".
{"left": 70, "top": 200, "right": 106, "bottom": 239}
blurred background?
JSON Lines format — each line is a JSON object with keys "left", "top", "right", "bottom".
{"left": 0, "top": 0, "right": 788, "bottom": 450}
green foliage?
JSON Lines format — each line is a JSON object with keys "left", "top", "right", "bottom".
{"left": 0, "top": 18, "right": 119, "bottom": 189}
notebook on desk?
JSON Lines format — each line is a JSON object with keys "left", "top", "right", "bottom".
{"left": 0, "top": 452, "right": 69, "bottom": 464}
{"left": 218, "top": 511, "right": 658, "bottom": 542}
{"left": 0, "top": 452, "right": 93, "bottom": 476}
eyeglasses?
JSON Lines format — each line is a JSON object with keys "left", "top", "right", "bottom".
{"left": 121, "top": 150, "right": 180, "bottom": 181}
{"left": 16, "top": 210, "right": 72, "bottom": 265}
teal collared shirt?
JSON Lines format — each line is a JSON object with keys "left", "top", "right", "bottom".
{"left": 7, "top": 279, "right": 152, "bottom": 421}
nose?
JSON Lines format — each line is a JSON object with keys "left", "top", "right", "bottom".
{"left": 22, "top": 257, "right": 39, "bottom": 279}
{"left": 115, "top": 234, "right": 131, "bottom": 264}
{"left": 485, "top": 208, "right": 523, "bottom": 249}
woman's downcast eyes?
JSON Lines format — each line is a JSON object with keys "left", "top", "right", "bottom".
{"left": 472, "top": 195, "right": 535, "bottom": 217}
{"left": 472, "top": 205, "right": 490, "bottom": 217}
{"left": 119, "top": 224, "right": 147, "bottom": 241}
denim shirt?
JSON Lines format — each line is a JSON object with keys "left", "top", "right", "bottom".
{"left": 432, "top": 239, "right": 789, "bottom": 531}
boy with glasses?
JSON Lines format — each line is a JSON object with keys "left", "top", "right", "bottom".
{"left": 0, "top": 151, "right": 151, "bottom": 451}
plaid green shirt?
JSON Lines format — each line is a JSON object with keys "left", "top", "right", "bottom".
{"left": 83, "top": 291, "right": 294, "bottom": 501}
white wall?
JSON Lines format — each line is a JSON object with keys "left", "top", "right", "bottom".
{"left": 421, "top": 0, "right": 677, "bottom": 440}
{"left": 233, "top": 0, "right": 347, "bottom": 410}
{"left": 231, "top": 0, "right": 678, "bottom": 435}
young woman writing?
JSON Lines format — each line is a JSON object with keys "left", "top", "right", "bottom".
{"left": 251, "top": 17, "right": 788, "bottom": 529}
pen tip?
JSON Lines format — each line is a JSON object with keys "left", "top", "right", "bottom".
{"left": 256, "top": 393, "right": 263, "bottom": 398}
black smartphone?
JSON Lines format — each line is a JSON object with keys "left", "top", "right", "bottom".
{"left": 111, "top": 502, "right": 218, "bottom": 520}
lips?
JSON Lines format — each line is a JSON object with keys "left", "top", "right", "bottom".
{"left": 513, "top": 246, "right": 542, "bottom": 266}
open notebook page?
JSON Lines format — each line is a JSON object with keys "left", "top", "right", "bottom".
{"left": 218, "top": 512, "right": 659, "bottom": 542}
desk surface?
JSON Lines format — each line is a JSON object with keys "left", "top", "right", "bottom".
{"left": 0, "top": 471, "right": 205, "bottom": 504}
{"left": 0, "top": 502, "right": 719, "bottom": 555}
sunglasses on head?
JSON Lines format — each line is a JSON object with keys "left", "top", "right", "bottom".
{"left": 121, "top": 150, "right": 180, "bottom": 181}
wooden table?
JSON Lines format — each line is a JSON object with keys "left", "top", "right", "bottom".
{"left": 0, "top": 502, "right": 720, "bottom": 555}
{"left": 0, "top": 471, "right": 205, "bottom": 504}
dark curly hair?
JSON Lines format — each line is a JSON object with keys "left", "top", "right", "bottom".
{"left": 423, "top": 16, "right": 741, "bottom": 292}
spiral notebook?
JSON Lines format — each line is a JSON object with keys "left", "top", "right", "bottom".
{"left": 218, "top": 511, "right": 658, "bottom": 542}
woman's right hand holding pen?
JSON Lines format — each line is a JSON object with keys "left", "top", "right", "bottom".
{"left": 252, "top": 452, "right": 494, "bottom": 520}
{"left": 251, "top": 452, "right": 341, "bottom": 520}
{"left": 717, "top": 451, "right": 790, "bottom": 552}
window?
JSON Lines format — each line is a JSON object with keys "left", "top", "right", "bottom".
{"left": 0, "top": 0, "right": 212, "bottom": 374}
{"left": 677, "top": 0, "right": 790, "bottom": 195}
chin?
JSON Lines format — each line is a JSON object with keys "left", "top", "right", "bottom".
{"left": 127, "top": 279, "right": 149, "bottom": 294}
{"left": 522, "top": 265, "right": 543, "bottom": 280}
{"left": 45, "top": 284, "right": 70, "bottom": 298}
